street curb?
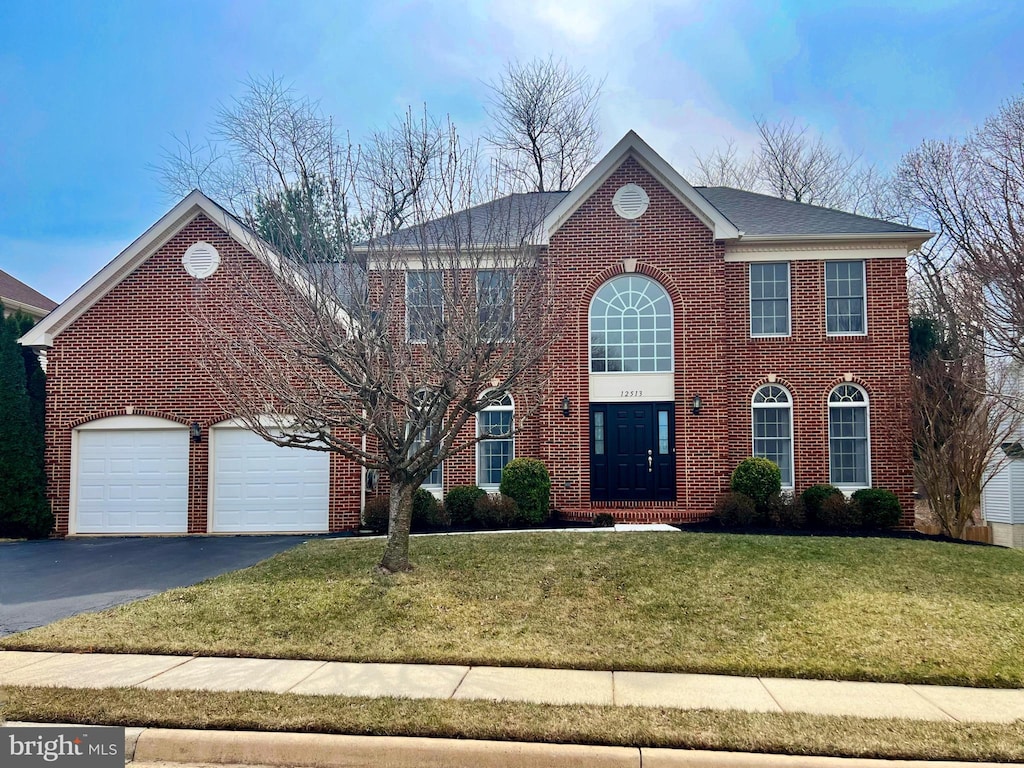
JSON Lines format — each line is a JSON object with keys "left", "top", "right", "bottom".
{"left": 129, "top": 727, "right": 1024, "bottom": 768}
{"left": 133, "top": 727, "right": 637, "bottom": 767}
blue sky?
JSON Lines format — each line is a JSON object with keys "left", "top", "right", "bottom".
{"left": 2, "top": 0, "right": 1022, "bottom": 302}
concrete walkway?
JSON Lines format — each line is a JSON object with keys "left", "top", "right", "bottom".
{"left": 3, "top": 650, "right": 1024, "bottom": 723}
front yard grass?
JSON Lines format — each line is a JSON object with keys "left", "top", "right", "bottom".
{"left": 4, "top": 531, "right": 1024, "bottom": 687}
{"left": 4, "top": 685, "right": 1024, "bottom": 763}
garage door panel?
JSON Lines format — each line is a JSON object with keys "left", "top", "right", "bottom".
{"left": 76, "top": 429, "right": 189, "bottom": 534}
{"left": 212, "top": 428, "right": 329, "bottom": 532}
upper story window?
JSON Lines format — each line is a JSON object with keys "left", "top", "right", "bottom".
{"left": 590, "top": 275, "right": 672, "bottom": 373}
{"left": 752, "top": 384, "right": 793, "bottom": 487}
{"left": 407, "top": 271, "right": 443, "bottom": 342}
{"left": 477, "top": 391, "right": 514, "bottom": 488}
{"left": 478, "top": 269, "right": 513, "bottom": 341}
{"left": 825, "top": 261, "right": 866, "bottom": 335}
{"left": 750, "top": 262, "right": 790, "bottom": 337}
{"left": 828, "top": 384, "right": 870, "bottom": 488}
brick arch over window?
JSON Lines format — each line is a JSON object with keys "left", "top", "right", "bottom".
{"left": 588, "top": 272, "right": 675, "bottom": 374}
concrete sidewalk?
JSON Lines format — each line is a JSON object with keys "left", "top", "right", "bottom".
{"left": 3, "top": 650, "right": 1024, "bottom": 723}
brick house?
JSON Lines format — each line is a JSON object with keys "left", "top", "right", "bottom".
{"left": 21, "top": 132, "right": 930, "bottom": 535}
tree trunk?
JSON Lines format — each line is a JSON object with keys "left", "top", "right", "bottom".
{"left": 378, "top": 479, "right": 415, "bottom": 573}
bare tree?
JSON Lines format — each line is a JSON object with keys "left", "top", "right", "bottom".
{"left": 691, "top": 118, "right": 879, "bottom": 213}
{"left": 897, "top": 95, "right": 1024, "bottom": 369}
{"left": 911, "top": 341, "right": 1021, "bottom": 539}
{"left": 195, "top": 109, "right": 558, "bottom": 573}
{"left": 484, "top": 56, "right": 602, "bottom": 192}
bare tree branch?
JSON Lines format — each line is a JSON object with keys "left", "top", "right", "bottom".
{"left": 484, "top": 56, "right": 603, "bottom": 192}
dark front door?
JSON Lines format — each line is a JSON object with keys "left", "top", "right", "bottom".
{"left": 590, "top": 402, "right": 675, "bottom": 502}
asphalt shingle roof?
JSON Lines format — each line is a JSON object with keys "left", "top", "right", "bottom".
{"left": 694, "top": 186, "right": 930, "bottom": 237}
{"left": 372, "top": 184, "right": 928, "bottom": 248}
{"left": 0, "top": 269, "right": 58, "bottom": 312}
{"left": 372, "top": 192, "right": 568, "bottom": 248}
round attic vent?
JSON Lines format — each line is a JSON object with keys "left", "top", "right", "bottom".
{"left": 612, "top": 183, "right": 650, "bottom": 220}
{"left": 182, "top": 241, "right": 220, "bottom": 279}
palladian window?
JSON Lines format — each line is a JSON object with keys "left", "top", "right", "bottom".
{"left": 590, "top": 275, "right": 672, "bottom": 373}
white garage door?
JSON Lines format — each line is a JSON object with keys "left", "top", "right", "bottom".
{"left": 76, "top": 429, "right": 189, "bottom": 533}
{"left": 212, "top": 428, "right": 330, "bottom": 532}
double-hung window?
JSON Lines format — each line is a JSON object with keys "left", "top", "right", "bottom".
{"left": 750, "top": 263, "right": 790, "bottom": 336}
{"left": 752, "top": 385, "right": 793, "bottom": 487}
{"left": 825, "top": 261, "right": 866, "bottom": 334}
{"left": 409, "top": 389, "right": 442, "bottom": 489}
{"left": 477, "top": 392, "right": 514, "bottom": 488}
{"left": 477, "top": 269, "right": 513, "bottom": 341}
{"left": 407, "top": 271, "right": 443, "bottom": 342}
{"left": 829, "top": 384, "right": 870, "bottom": 487}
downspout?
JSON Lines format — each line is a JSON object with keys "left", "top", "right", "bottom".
{"left": 360, "top": 414, "right": 367, "bottom": 526}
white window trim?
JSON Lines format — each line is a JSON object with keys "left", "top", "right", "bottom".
{"left": 477, "top": 269, "right": 514, "bottom": 342}
{"left": 409, "top": 389, "right": 443, "bottom": 491}
{"left": 406, "top": 270, "right": 443, "bottom": 344}
{"left": 588, "top": 274, "right": 675, "bottom": 375}
{"left": 828, "top": 384, "right": 872, "bottom": 490}
{"left": 825, "top": 260, "right": 868, "bottom": 337}
{"left": 749, "top": 262, "right": 792, "bottom": 338}
{"left": 751, "top": 384, "right": 795, "bottom": 488}
{"left": 476, "top": 391, "right": 515, "bottom": 490}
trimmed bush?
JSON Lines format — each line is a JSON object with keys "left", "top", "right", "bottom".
{"left": 499, "top": 458, "right": 551, "bottom": 525}
{"left": 593, "top": 512, "right": 615, "bottom": 527}
{"left": 818, "top": 493, "right": 861, "bottom": 530}
{"left": 801, "top": 484, "right": 843, "bottom": 526}
{"left": 473, "top": 493, "right": 519, "bottom": 529}
{"left": 363, "top": 497, "right": 389, "bottom": 533}
{"left": 730, "top": 457, "right": 781, "bottom": 509}
{"left": 411, "top": 488, "right": 448, "bottom": 532}
{"left": 714, "top": 492, "right": 757, "bottom": 528}
{"left": 765, "top": 492, "right": 806, "bottom": 530}
{"left": 445, "top": 485, "right": 487, "bottom": 528}
{"left": 853, "top": 488, "right": 902, "bottom": 529}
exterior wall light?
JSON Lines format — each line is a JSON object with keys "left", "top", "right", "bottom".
{"left": 691, "top": 394, "right": 702, "bottom": 415}
{"left": 561, "top": 395, "right": 571, "bottom": 417}
{"left": 190, "top": 421, "right": 202, "bottom": 443}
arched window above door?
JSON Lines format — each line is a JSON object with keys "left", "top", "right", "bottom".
{"left": 590, "top": 275, "right": 673, "bottom": 373}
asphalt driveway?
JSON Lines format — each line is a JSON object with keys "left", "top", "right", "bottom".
{"left": 0, "top": 535, "right": 326, "bottom": 636}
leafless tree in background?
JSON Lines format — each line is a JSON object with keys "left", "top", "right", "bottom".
{"left": 691, "top": 117, "right": 880, "bottom": 213}
{"left": 485, "top": 56, "right": 603, "bottom": 192}
{"left": 178, "top": 82, "right": 558, "bottom": 572}
{"left": 897, "top": 95, "right": 1024, "bottom": 371}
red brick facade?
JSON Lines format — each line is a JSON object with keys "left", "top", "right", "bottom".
{"left": 44, "top": 215, "right": 362, "bottom": 535}
{"left": 40, "top": 147, "right": 915, "bottom": 535}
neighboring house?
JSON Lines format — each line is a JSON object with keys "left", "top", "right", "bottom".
{"left": 20, "top": 131, "right": 931, "bottom": 536}
{"left": 1, "top": 269, "right": 58, "bottom": 322}
{"left": 982, "top": 441, "right": 1024, "bottom": 548}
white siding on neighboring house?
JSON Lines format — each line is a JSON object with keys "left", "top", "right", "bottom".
{"left": 983, "top": 461, "right": 1013, "bottom": 524}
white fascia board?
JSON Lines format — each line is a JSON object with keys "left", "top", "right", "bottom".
{"left": 541, "top": 130, "right": 742, "bottom": 243}
{"left": 3, "top": 297, "right": 52, "bottom": 320}
{"left": 18, "top": 190, "right": 353, "bottom": 348}
{"left": 736, "top": 231, "right": 934, "bottom": 248}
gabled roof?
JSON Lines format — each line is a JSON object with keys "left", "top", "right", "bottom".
{"left": 696, "top": 186, "right": 932, "bottom": 242}
{"left": 542, "top": 130, "right": 743, "bottom": 242}
{"left": 18, "top": 190, "right": 324, "bottom": 349}
{"left": 0, "top": 269, "right": 58, "bottom": 316}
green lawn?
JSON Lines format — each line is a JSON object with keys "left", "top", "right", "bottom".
{"left": 5, "top": 531, "right": 1024, "bottom": 687}
{"left": 3, "top": 685, "right": 1023, "bottom": 763}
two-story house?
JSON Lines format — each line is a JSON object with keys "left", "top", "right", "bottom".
{"left": 20, "top": 132, "right": 930, "bottom": 535}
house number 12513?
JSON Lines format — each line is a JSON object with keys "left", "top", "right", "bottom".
{"left": 620, "top": 390, "right": 643, "bottom": 398}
